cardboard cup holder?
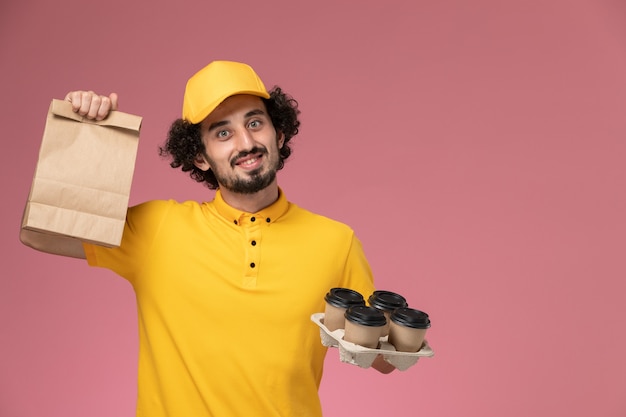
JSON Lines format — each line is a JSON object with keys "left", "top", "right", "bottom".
{"left": 311, "top": 313, "right": 434, "bottom": 371}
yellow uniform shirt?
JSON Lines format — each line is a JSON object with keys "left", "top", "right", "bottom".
{"left": 84, "top": 189, "right": 376, "bottom": 417}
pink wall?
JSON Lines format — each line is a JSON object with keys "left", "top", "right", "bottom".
{"left": 2, "top": 0, "right": 625, "bottom": 416}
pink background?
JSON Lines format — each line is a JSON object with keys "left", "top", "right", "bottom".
{"left": 2, "top": 0, "right": 625, "bottom": 416}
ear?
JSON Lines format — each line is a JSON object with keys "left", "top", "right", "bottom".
{"left": 277, "top": 131, "right": 285, "bottom": 149}
{"left": 193, "top": 153, "right": 211, "bottom": 171}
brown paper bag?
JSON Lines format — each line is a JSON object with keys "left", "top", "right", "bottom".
{"left": 22, "top": 99, "right": 142, "bottom": 248}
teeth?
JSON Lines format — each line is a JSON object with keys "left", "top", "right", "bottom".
{"left": 241, "top": 157, "right": 258, "bottom": 166}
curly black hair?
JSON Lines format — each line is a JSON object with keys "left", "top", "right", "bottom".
{"left": 159, "top": 86, "right": 300, "bottom": 189}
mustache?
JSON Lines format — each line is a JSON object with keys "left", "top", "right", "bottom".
{"left": 230, "top": 146, "right": 268, "bottom": 168}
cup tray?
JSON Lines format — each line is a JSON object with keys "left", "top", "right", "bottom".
{"left": 310, "top": 313, "right": 434, "bottom": 371}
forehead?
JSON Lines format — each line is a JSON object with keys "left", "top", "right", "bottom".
{"left": 201, "top": 94, "right": 267, "bottom": 126}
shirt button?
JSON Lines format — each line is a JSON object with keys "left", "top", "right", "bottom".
{"left": 250, "top": 262, "right": 256, "bottom": 268}
{"left": 266, "top": 218, "right": 271, "bottom": 223}
{"left": 234, "top": 220, "right": 238, "bottom": 225}
{"left": 251, "top": 240, "right": 256, "bottom": 246}
{"left": 251, "top": 217, "right": 256, "bottom": 222}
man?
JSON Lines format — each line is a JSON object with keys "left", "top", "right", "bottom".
{"left": 21, "top": 60, "right": 394, "bottom": 417}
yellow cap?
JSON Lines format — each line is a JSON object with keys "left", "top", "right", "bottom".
{"left": 182, "top": 61, "right": 270, "bottom": 124}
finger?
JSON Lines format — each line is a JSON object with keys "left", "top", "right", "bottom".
{"left": 65, "top": 91, "right": 84, "bottom": 113}
{"left": 90, "top": 93, "right": 118, "bottom": 120}
{"left": 109, "top": 93, "right": 119, "bottom": 111}
{"left": 80, "top": 91, "right": 101, "bottom": 119}
{"left": 93, "top": 95, "right": 113, "bottom": 121}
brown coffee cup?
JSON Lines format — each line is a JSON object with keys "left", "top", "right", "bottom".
{"left": 323, "top": 288, "right": 365, "bottom": 331}
{"left": 367, "top": 290, "right": 408, "bottom": 336}
{"left": 343, "top": 305, "right": 387, "bottom": 349}
{"left": 388, "top": 307, "right": 431, "bottom": 352}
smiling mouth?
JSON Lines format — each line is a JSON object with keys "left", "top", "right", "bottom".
{"left": 232, "top": 154, "right": 265, "bottom": 173}
{"left": 238, "top": 156, "right": 260, "bottom": 166}
{"left": 232, "top": 148, "right": 267, "bottom": 169}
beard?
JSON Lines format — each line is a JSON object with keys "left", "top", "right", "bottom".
{"left": 223, "top": 167, "right": 277, "bottom": 194}
{"left": 205, "top": 146, "right": 279, "bottom": 194}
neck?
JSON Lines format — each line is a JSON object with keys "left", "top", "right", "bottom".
{"left": 218, "top": 181, "right": 280, "bottom": 213}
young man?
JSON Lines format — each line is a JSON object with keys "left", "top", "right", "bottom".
{"left": 21, "top": 61, "right": 394, "bottom": 417}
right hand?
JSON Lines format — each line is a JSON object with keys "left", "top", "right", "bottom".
{"left": 64, "top": 91, "right": 119, "bottom": 121}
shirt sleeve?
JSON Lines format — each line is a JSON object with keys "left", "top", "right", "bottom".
{"left": 84, "top": 200, "right": 172, "bottom": 284}
{"left": 339, "top": 233, "right": 377, "bottom": 301}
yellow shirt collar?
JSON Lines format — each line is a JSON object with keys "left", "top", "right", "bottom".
{"left": 213, "top": 188, "right": 289, "bottom": 225}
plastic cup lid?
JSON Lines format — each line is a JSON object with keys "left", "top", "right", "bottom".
{"left": 344, "top": 305, "right": 387, "bottom": 327}
{"left": 368, "top": 290, "right": 408, "bottom": 311}
{"left": 390, "top": 307, "right": 431, "bottom": 329}
{"left": 324, "top": 288, "right": 365, "bottom": 309}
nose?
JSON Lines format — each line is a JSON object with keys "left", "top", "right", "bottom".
{"left": 234, "top": 128, "right": 255, "bottom": 151}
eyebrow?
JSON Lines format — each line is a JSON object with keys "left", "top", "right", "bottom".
{"left": 207, "top": 109, "right": 267, "bottom": 132}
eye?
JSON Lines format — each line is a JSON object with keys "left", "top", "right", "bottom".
{"left": 217, "top": 130, "right": 230, "bottom": 139}
{"left": 248, "top": 120, "right": 262, "bottom": 129}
